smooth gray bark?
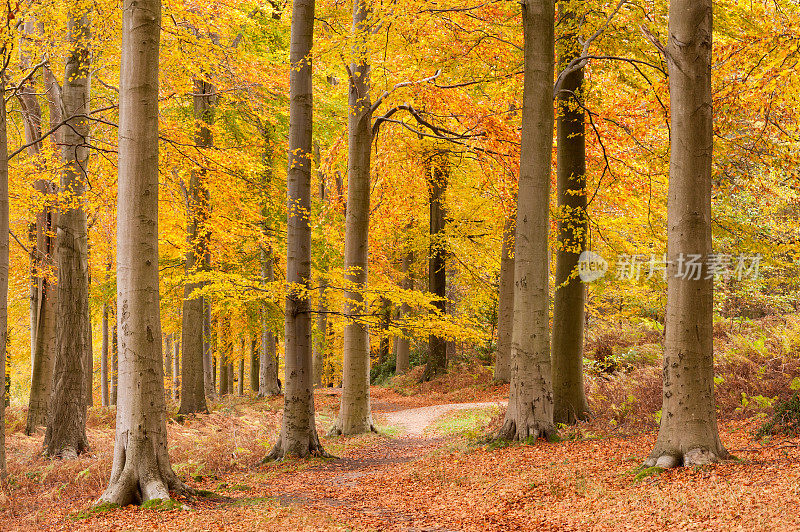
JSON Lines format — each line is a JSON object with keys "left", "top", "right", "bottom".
{"left": 98, "top": 0, "right": 185, "bottom": 505}
{"left": 494, "top": 217, "right": 514, "bottom": 383}
{"left": 259, "top": 246, "right": 280, "bottom": 396}
{"left": 423, "top": 153, "right": 448, "bottom": 381}
{"left": 0, "top": 63, "right": 10, "bottom": 476}
{"left": 551, "top": 7, "right": 589, "bottom": 424}
{"left": 393, "top": 245, "right": 412, "bottom": 375}
{"left": 45, "top": 8, "right": 92, "bottom": 458}
{"left": 644, "top": 0, "right": 728, "bottom": 468}
{"left": 202, "top": 296, "right": 215, "bottom": 399}
{"left": 101, "top": 301, "right": 109, "bottom": 406}
{"left": 496, "top": 0, "right": 556, "bottom": 442}
{"left": 331, "top": 0, "right": 375, "bottom": 436}
{"left": 250, "top": 338, "right": 259, "bottom": 392}
{"left": 164, "top": 333, "right": 173, "bottom": 397}
{"left": 266, "top": 0, "right": 326, "bottom": 458}
{"left": 173, "top": 339, "right": 180, "bottom": 400}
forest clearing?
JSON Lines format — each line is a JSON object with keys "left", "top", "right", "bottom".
{"left": 1, "top": 0, "right": 799, "bottom": 529}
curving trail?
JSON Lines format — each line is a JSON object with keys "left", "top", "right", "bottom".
{"left": 380, "top": 401, "right": 507, "bottom": 436}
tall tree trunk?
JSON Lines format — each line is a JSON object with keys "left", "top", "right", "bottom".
{"left": 45, "top": 7, "right": 93, "bottom": 458}
{"left": 331, "top": 0, "right": 375, "bottom": 436}
{"left": 179, "top": 78, "right": 214, "bottom": 415}
{"left": 313, "top": 142, "right": 329, "bottom": 387}
{"left": 173, "top": 339, "right": 180, "bottom": 400}
{"left": 101, "top": 300, "right": 109, "bottom": 406}
{"left": 237, "top": 355, "right": 244, "bottom": 396}
{"left": 393, "top": 244, "right": 413, "bottom": 374}
{"left": 250, "top": 338, "right": 259, "bottom": 392}
{"left": 219, "top": 316, "right": 230, "bottom": 396}
{"left": 494, "top": 216, "right": 514, "bottom": 383}
{"left": 0, "top": 58, "right": 10, "bottom": 476}
{"left": 111, "top": 312, "right": 118, "bottom": 406}
{"left": 266, "top": 0, "right": 326, "bottom": 458}
{"left": 378, "top": 297, "right": 391, "bottom": 368}
{"left": 422, "top": 152, "right": 448, "bottom": 381}
{"left": 20, "top": 17, "right": 59, "bottom": 436}
{"left": 496, "top": 0, "right": 556, "bottom": 442}
{"left": 259, "top": 245, "right": 280, "bottom": 396}
{"left": 202, "top": 295, "right": 215, "bottom": 399}
{"left": 99, "top": 0, "right": 186, "bottom": 505}
{"left": 645, "top": 0, "right": 728, "bottom": 468}
{"left": 551, "top": 6, "right": 589, "bottom": 423}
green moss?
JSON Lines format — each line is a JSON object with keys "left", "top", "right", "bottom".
{"left": 633, "top": 466, "right": 664, "bottom": 482}
{"left": 141, "top": 498, "right": 183, "bottom": 511}
{"left": 70, "top": 502, "right": 120, "bottom": 520}
{"left": 231, "top": 496, "right": 276, "bottom": 507}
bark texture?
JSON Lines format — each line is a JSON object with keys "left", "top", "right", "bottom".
{"left": 202, "top": 296, "right": 215, "bottom": 399}
{"left": 644, "top": 0, "right": 728, "bottom": 468}
{"left": 173, "top": 340, "right": 180, "bottom": 400}
{"left": 98, "top": 0, "right": 185, "bottom": 505}
{"left": 331, "top": 0, "right": 376, "bottom": 436}
{"left": 0, "top": 69, "right": 10, "bottom": 475}
{"left": 266, "top": 0, "right": 326, "bottom": 458}
{"left": 101, "top": 301, "right": 109, "bottom": 406}
{"left": 494, "top": 217, "right": 514, "bottom": 383}
{"left": 45, "top": 8, "right": 92, "bottom": 458}
{"left": 313, "top": 275, "right": 328, "bottom": 386}
{"left": 178, "top": 78, "right": 214, "bottom": 415}
{"left": 393, "top": 245, "right": 413, "bottom": 374}
{"left": 422, "top": 153, "right": 448, "bottom": 381}
{"left": 250, "top": 339, "right": 259, "bottom": 392}
{"left": 551, "top": 7, "right": 589, "bottom": 424}
{"left": 496, "top": 0, "right": 556, "bottom": 442}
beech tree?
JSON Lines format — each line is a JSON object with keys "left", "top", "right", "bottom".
{"left": 98, "top": 0, "right": 185, "bottom": 504}
{"left": 551, "top": 3, "right": 589, "bottom": 424}
{"left": 393, "top": 243, "right": 413, "bottom": 374}
{"left": 330, "top": 0, "right": 376, "bottom": 436}
{"left": 265, "top": 0, "right": 327, "bottom": 458}
{"left": 497, "top": 0, "right": 556, "bottom": 442}
{"left": 44, "top": 7, "right": 92, "bottom": 458}
{"left": 493, "top": 217, "right": 514, "bottom": 383}
{"left": 644, "top": 0, "right": 728, "bottom": 468}
{"left": 0, "top": 43, "right": 9, "bottom": 476}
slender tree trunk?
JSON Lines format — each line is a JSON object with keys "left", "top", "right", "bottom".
{"left": 219, "top": 317, "right": 230, "bottom": 396}
{"left": 551, "top": 5, "right": 589, "bottom": 423}
{"left": 645, "top": 0, "right": 728, "bottom": 468}
{"left": 227, "top": 359, "right": 234, "bottom": 396}
{"left": 178, "top": 78, "right": 214, "bottom": 415}
{"left": 423, "top": 153, "right": 448, "bottom": 381}
{"left": 378, "top": 297, "right": 391, "bottom": 367}
{"left": 99, "top": 0, "right": 186, "bottom": 505}
{"left": 313, "top": 275, "right": 328, "bottom": 387}
{"left": 101, "top": 300, "right": 109, "bottom": 406}
{"left": 111, "top": 313, "right": 118, "bottom": 406}
{"left": 496, "top": 0, "right": 556, "bottom": 442}
{"left": 0, "top": 60, "right": 10, "bottom": 476}
{"left": 494, "top": 217, "right": 514, "bottom": 383}
{"left": 266, "top": 0, "right": 326, "bottom": 458}
{"left": 45, "top": 7, "right": 93, "bottom": 457}
{"left": 202, "top": 295, "right": 215, "bottom": 399}
{"left": 164, "top": 334, "right": 173, "bottom": 397}
{"left": 173, "top": 339, "right": 180, "bottom": 400}
{"left": 393, "top": 243, "right": 413, "bottom": 374}
{"left": 238, "top": 356, "right": 244, "bottom": 396}
{"left": 20, "top": 17, "right": 59, "bottom": 436}
{"left": 250, "top": 338, "right": 259, "bottom": 392}
{"left": 259, "top": 245, "right": 280, "bottom": 396}
{"left": 331, "top": 0, "right": 375, "bottom": 436}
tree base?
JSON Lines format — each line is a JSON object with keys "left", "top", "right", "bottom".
{"left": 327, "top": 420, "right": 377, "bottom": 437}
{"left": 495, "top": 418, "right": 557, "bottom": 443}
{"left": 262, "top": 435, "right": 331, "bottom": 462}
{"left": 644, "top": 446, "right": 731, "bottom": 469}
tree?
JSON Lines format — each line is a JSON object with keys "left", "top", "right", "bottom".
{"left": 644, "top": 0, "right": 728, "bottom": 468}
{"left": 265, "top": 0, "right": 327, "bottom": 458}
{"left": 178, "top": 78, "right": 214, "bottom": 415}
{"left": 259, "top": 244, "right": 280, "bottom": 396}
{"left": 101, "top": 298, "right": 109, "bottom": 406}
{"left": 494, "top": 217, "right": 514, "bottom": 383}
{"left": 44, "top": 6, "right": 92, "bottom": 458}
{"left": 422, "top": 151, "right": 448, "bottom": 381}
{"left": 550, "top": 3, "right": 589, "bottom": 424}
{"left": 330, "top": 0, "right": 376, "bottom": 435}
{"left": 98, "top": 0, "right": 185, "bottom": 504}
{"left": 0, "top": 38, "right": 10, "bottom": 477}
{"left": 496, "top": 0, "right": 556, "bottom": 442}
{"left": 393, "top": 241, "right": 413, "bottom": 374}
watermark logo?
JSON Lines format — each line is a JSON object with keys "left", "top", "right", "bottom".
{"left": 578, "top": 250, "right": 609, "bottom": 282}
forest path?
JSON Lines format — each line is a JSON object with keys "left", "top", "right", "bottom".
{"left": 378, "top": 400, "right": 507, "bottom": 436}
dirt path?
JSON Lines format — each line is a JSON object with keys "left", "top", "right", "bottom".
{"left": 379, "top": 401, "right": 507, "bottom": 436}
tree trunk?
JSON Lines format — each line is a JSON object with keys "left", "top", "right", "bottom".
{"left": 0, "top": 60, "right": 10, "bottom": 476}
{"left": 45, "top": 7, "right": 93, "bottom": 458}
{"left": 250, "top": 338, "right": 259, "bottom": 392}
{"left": 496, "top": 0, "right": 556, "bottom": 442}
{"left": 99, "top": 0, "right": 186, "bottom": 505}
{"left": 219, "top": 316, "right": 230, "bottom": 396}
{"left": 101, "top": 301, "right": 109, "bottom": 406}
{"left": 164, "top": 334, "right": 173, "bottom": 398}
{"left": 331, "top": 0, "right": 375, "bottom": 436}
{"left": 494, "top": 217, "right": 514, "bottom": 383}
{"left": 202, "top": 296, "right": 215, "bottom": 400}
{"left": 551, "top": 6, "right": 589, "bottom": 424}
{"left": 644, "top": 0, "right": 728, "bottom": 468}
{"left": 259, "top": 246, "right": 280, "bottom": 396}
{"left": 173, "top": 339, "right": 180, "bottom": 400}
{"left": 313, "top": 275, "right": 328, "bottom": 387}
{"left": 423, "top": 152, "right": 448, "bottom": 381}
{"left": 378, "top": 297, "right": 391, "bottom": 368}
{"left": 227, "top": 360, "right": 234, "bottom": 397}
{"left": 20, "top": 17, "right": 59, "bottom": 436}
{"left": 266, "top": 0, "right": 326, "bottom": 458}
{"left": 179, "top": 78, "right": 214, "bottom": 415}
{"left": 237, "top": 356, "right": 244, "bottom": 396}
{"left": 111, "top": 313, "right": 118, "bottom": 406}
{"left": 394, "top": 245, "right": 413, "bottom": 374}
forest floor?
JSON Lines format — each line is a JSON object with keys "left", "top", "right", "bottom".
{"left": 3, "top": 345, "right": 800, "bottom": 530}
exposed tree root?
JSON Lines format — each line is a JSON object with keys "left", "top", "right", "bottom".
{"left": 263, "top": 432, "right": 332, "bottom": 462}
{"left": 327, "top": 421, "right": 378, "bottom": 437}
{"left": 495, "top": 418, "right": 557, "bottom": 443}
{"left": 643, "top": 446, "right": 731, "bottom": 468}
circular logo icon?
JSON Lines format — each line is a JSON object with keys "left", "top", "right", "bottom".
{"left": 578, "top": 251, "right": 608, "bottom": 282}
